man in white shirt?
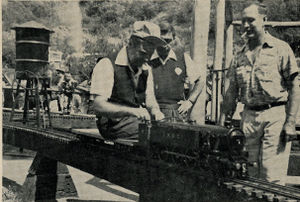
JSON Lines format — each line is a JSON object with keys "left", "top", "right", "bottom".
{"left": 220, "top": 3, "right": 300, "bottom": 184}
{"left": 90, "top": 21, "right": 165, "bottom": 139}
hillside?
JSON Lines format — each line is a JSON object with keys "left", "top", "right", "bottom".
{"left": 2, "top": 0, "right": 300, "bottom": 82}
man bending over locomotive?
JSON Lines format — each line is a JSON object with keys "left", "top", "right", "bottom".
{"left": 90, "top": 21, "right": 165, "bottom": 140}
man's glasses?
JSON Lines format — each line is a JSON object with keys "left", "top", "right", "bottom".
{"left": 131, "top": 36, "right": 155, "bottom": 53}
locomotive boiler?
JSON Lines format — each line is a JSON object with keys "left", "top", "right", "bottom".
{"left": 139, "top": 120, "right": 249, "bottom": 179}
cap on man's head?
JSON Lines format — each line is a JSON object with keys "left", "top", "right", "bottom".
{"left": 132, "top": 21, "right": 166, "bottom": 47}
{"left": 159, "top": 22, "right": 175, "bottom": 42}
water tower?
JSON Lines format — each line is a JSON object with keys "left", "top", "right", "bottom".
{"left": 10, "top": 21, "right": 54, "bottom": 127}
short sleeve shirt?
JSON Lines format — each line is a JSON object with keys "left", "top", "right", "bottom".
{"left": 90, "top": 58, "right": 114, "bottom": 99}
{"left": 227, "top": 33, "right": 299, "bottom": 106}
{"left": 90, "top": 46, "right": 156, "bottom": 106}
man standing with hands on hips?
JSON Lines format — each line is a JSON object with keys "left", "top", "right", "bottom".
{"left": 90, "top": 21, "right": 165, "bottom": 140}
{"left": 149, "top": 21, "right": 204, "bottom": 121}
{"left": 220, "top": 2, "right": 300, "bottom": 185}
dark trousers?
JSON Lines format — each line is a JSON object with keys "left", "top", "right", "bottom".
{"left": 96, "top": 115, "right": 141, "bottom": 140}
{"left": 159, "top": 103, "right": 188, "bottom": 122}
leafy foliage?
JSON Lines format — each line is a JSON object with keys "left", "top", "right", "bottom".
{"left": 2, "top": 0, "right": 300, "bottom": 82}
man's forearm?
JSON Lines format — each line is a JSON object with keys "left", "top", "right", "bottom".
{"left": 93, "top": 96, "right": 135, "bottom": 118}
{"left": 187, "top": 79, "right": 204, "bottom": 103}
{"left": 146, "top": 95, "right": 160, "bottom": 113}
{"left": 286, "top": 77, "right": 300, "bottom": 124}
{"left": 221, "top": 94, "right": 238, "bottom": 117}
{"left": 219, "top": 84, "right": 238, "bottom": 124}
{"left": 145, "top": 67, "right": 161, "bottom": 113}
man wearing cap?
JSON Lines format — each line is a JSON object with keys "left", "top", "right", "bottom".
{"left": 220, "top": 3, "right": 300, "bottom": 185}
{"left": 58, "top": 72, "right": 78, "bottom": 114}
{"left": 90, "top": 21, "right": 165, "bottom": 139}
{"left": 149, "top": 22, "right": 204, "bottom": 121}
{"left": 47, "top": 65, "right": 66, "bottom": 112}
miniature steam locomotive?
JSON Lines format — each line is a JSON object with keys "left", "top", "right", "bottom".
{"left": 4, "top": 106, "right": 249, "bottom": 179}
{"left": 139, "top": 120, "right": 249, "bottom": 179}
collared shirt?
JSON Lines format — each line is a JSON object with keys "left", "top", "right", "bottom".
{"left": 150, "top": 49, "right": 201, "bottom": 84}
{"left": 151, "top": 49, "right": 177, "bottom": 65}
{"left": 90, "top": 46, "right": 157, "bottom": 107}
{"left": 227, "top": 33, "right": 299, "bottom": 106}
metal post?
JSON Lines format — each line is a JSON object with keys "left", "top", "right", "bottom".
{"left": 224, "top": 24, "right": 233, "bottom": 94}
{"left": 43, "top": 79, "right": 52, "bottom": 127}
{"left": 225, "top": 25, "right": 233, "bottom": 69}
{"left": 34, "top": 78, "right": 40, "bottom": 127}
{"left": 23, "top": 79, "right": 30, "bottom": 124}
{"left": 10, "top": 79, "right": 21, "bottom": 122}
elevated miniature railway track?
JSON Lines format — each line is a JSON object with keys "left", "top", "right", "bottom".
{"left": 3, "top": 119, "right": 300, "bottom": 202}
{"left": 224, "top": 177, "right": 300, "bottom": 202}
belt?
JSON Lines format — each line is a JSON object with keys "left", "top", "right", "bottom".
{"left": 159, "top": 103, "right": 179, "bottom": 109}
{"left": 246, "top": 101, "right": 287, "bottom": 111}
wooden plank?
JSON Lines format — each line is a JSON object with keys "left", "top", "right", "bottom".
{"left": 71, "top": 128, "right": 101, "bottom": 137}
{"left": 211, "top": 0, "right": 225, "bottom": 122}
{"left": 232, "top": 20, "right": 300, "bottom": 27}
{"left": 225, "top": 24, "right": 233, "bottom": 69}
{"left": 71, "top": 128, "right": 137, "bottom": 146}
{"left": 190, "top": 0, "right": 211, "bottom": 124}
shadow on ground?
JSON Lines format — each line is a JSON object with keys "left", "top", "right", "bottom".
{"left": 85, "top": 177, "right": 138, "bottom": 202}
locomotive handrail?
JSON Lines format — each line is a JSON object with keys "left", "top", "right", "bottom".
{"left": 16, "top": 40, "right": 50, "bottom": 45}
{"left": 15, "top": 59, "right": 48, "bottom": 63}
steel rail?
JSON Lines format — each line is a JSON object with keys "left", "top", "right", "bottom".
{"left": 3, "top": 121, "right": 300, "bottom": 202}
{"left": 3, "top": 123, "right": 79, "bottom": 143}
{"left": 247, "top": 177, "right": 300, "bottom": 195}
{"left": 227, "top": 177, "right": 300, "bottom": 201}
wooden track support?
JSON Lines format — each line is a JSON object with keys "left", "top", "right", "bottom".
{"left": 10, "top": 76, "right": 52, "bottom": 128}
{"left": 21, "top": 154, "right": 78, "bottom": 201}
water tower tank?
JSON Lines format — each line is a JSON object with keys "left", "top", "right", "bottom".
{"left": 11, "top": 21, "right": 54, "bottom": 79}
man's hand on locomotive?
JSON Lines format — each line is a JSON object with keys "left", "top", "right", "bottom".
{"left": 130, "top": 107, "right": 165, "bottom": 121}
{"left": 130, "top": 107, "right": 151, "bottom": 121}
{"left": 177, "top": 100, "right": 193, "bottom": 115}
{"left": 151, "top": 107, "right": 165, "bottom": 121}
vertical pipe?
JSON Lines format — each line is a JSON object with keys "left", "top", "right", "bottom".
{"left": 10, "top": 79, "right": 21, "bottom": 121}
{"left": 211, "top": 0, "right": 225, "bottom": 123}
{"left": 225, "top": 0, "right": 233, "bottom": 72}
{"left": 225, "top": 24, "right": 233, "bottom": 69}
{"left": 190, "top": 0, "right": 211, "bottom": 124}
{"left": 224, "top": 24, "right": 233, "bottom": 94}
{"left": 23, "top": 79, "right": 30, "bottom": 124}
{"left": 35, "top": 78, "right": 40, "bottom": 128}
{"left": 43, "top": 80, "right": 52, "bottom": 127}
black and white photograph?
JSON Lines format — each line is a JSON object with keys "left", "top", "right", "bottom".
{"left": 2, "top": 0, "right": 300, "bottom": 201}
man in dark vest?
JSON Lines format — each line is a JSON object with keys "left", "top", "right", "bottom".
{"left": 149, "top": 22, "right": 205, "bottom": 121}
{"left": 90, "top": 21, "right": 165, "bottom": 139}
